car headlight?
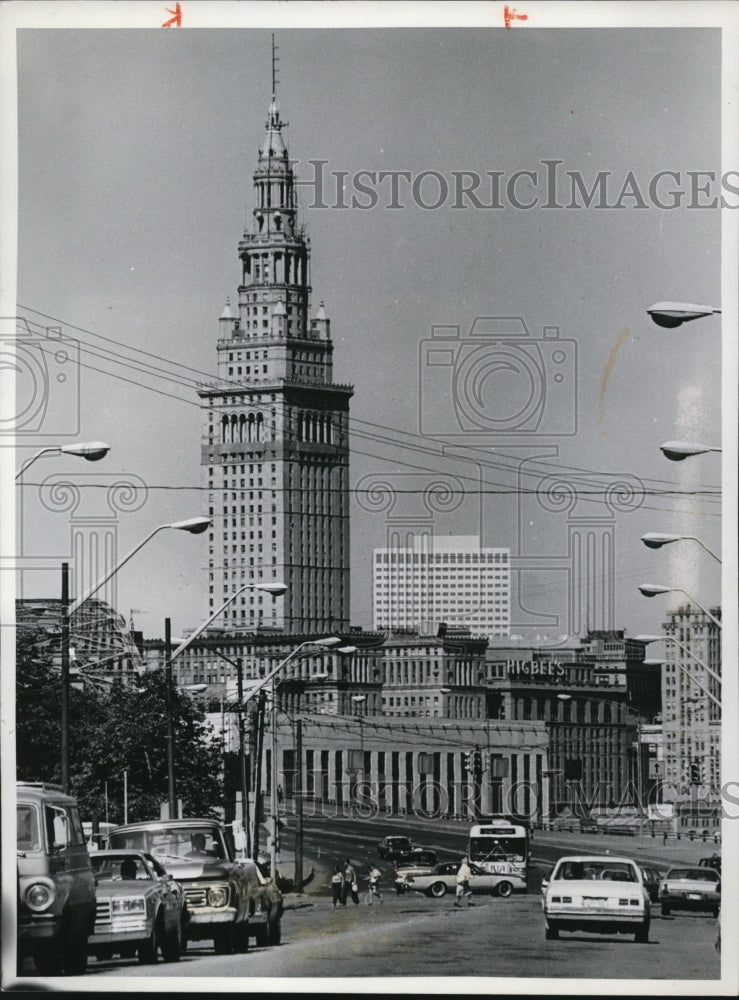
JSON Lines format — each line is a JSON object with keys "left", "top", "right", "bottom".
{"left": 24, "top": 881, "right": 55, "bottom": 912}
{"left": 207, "top": 886, "right": 229, "bottom": 907}
{"left": 111, "top": 897, "right": 146, "bottom": 913}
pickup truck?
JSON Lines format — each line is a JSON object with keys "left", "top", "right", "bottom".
{"left": 107, "top": 818, "right": 282, "bottom": 953}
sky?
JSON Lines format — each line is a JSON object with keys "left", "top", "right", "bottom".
{"left": 2, "top": 2, "right": 735, "bottom": 652}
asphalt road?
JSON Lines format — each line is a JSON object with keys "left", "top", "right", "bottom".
{"left": 67, "top": 813, "right": 724, "bottom": 988}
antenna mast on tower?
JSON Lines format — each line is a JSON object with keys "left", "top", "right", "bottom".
{"left": 271, "top": 32, "right": 279, "bottom": 97}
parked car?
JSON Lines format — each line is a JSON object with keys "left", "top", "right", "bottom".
{"left": 107, "top": 818, "right": 282, "bottom": 953}
{"left": 639, "top": 864, "right": 665, "bottom": 904}
{"left": 659, "top": 866, "right": 720, "bottom": 917}
{"left": 377, "top": 836, "right": 413, "bottom": 861}
{"left": 393, "top": 851, "right": 439, "bottom": 894}
{"left": 16, "top": 781, "right": 96, "bottom": 976}
{"left": 401, "top": 860, "right": 524, "bottom": 898}
{"left": 541, "top": 855, "right": 650, "bottom": 942}
{"left": 89, "top": 850, "right": 188, "bottom": 964}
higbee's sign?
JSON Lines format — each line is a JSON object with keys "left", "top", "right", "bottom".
{"left": 507, "top": 660, "right": 566, "bottom": 679}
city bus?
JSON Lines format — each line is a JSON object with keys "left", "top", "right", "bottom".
{"left": 468, "top": 816, "right": 531, "bottom": 887}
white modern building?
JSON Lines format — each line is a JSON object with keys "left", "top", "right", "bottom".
{"left": 373, "top": 535, "right": 510, "bottom": 639}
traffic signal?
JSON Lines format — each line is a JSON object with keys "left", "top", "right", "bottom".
{"left": 473, "top": 750, "right": 483, "bottom": 777}
{"left": 463, "top": 752, "right": 472, "bottom": 773}
{"left": 690, "top": 760, "right": 701, "bottom": 784}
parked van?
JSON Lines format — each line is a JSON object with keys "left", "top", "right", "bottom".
{"left": 16, "top": 782, "right": 96, "bottom": 975}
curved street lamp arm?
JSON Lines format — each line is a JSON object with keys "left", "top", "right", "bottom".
{"left": 68, "top": 524, "right": 169, "bottom": 615}
{"left": 673, "top": 590, "right": 722, "bottom": 629}
{"left": 15, "top": 446, "right": 59, "bottom": 480}
{"left": 242, "top": 641, "right": 316, "bottom": 707}
{"left": 170, "top": 583, "right": 253, "bottom": 660}
{"left": 663, "top": 635, "right": 722, "bottom": 687}
{"left": 688, "top": 537, "right": 722, "bottom": 563}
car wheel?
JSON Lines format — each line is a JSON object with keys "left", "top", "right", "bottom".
{"left": 161, "top": 915, "right": 182, "bottom": 962}
{"left": 395, "top": 886, "right": 404, "bottom": 895}
{"left": 233, "top": 922, "right": 250, "bottom": 954}
{"left": 712, "top": 907, "right": 719, "bottom": 919}
{"left": 545, "top": 923, "right": 559, "bottom": 940}
{"left": 268, "top": 918, "right": 282, "bottom": 946}
{"left": 61, "top": 913, "right": 89, "bottom": 976}
{"left": 254, "top": 923, "right": 270, "bottom": 948}
{"left": 138, "top": 923, "right": 159, "bottom": 965}
{"left": 496, "top": 881, "right": 513, "bottom": 899}
{"left": 429, "top": 882, "right": 447, "bottom": 898}
{"left": 661, "top": 904, "right": 671, "bottom": 916}
{"left": 213, "top": 926, "right": 234, "bottom": 954}
{"left": 32, "top": 939, "right": 63, "bottom": 975}
{"left": 635, "top": 920, "right": 650, "bottom": 943}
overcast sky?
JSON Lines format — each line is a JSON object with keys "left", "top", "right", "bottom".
{"left": 4, "top": 3, "right": 734, "bottom": 648}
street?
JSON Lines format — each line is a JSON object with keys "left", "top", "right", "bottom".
{"left": 53, "top": 816, "right": 723, "bottom": 986}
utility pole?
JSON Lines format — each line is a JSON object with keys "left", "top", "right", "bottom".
{"left": 60, "top": 562, "right": 70, "bottom": 794}
{"left": 165, "top": 617, "right": 177, "bottom": 819}
{"left": 236, "top": 658, "right": 251, "bottom": 857}
{"left": 252, "top": 693, "right": 266, "bottom": 858}
{"left": 294, "top": 717, "right": 304, "bottom": 892}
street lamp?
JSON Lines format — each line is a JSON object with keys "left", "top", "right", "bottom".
{"left": 646, "top": 301, "right": 721, "bottom": 328}
{"left": 15, "top": 440, "right": 110, "bottom": 479}
{"left": 237, "top": 637, "right": 342, "bottom": 879}
{"left": 636, "top": 634, "right": 721, "bottom": 709}
{"left": 60, "top": 515, "right": 211, "bottom": 793}
{"left": 638, "top": 584, "right": 722, "bottom": 629}
{"left": 166, "top": 580, "right": 287, "bottom": 822}
{"left": 659, "top": 440, "right": 722, "bottom": 462}
{"left": 641, "top": 532, "right": 721, "bottom": 563}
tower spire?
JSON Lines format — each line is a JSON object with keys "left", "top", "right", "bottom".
{"left": 271, "top": 32, "right": 279, "bottom": 100}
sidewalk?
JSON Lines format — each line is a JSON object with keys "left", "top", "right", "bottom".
{"left": 532, "top": 827, "right": 720, "bottom": 868}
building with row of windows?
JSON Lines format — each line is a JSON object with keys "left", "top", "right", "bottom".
{"left": 373, "top": 535, "right": 510, "bottom": 639}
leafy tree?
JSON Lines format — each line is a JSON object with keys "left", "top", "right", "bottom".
{"left": 15, "top": 635, "right": 225, "bottom": 824}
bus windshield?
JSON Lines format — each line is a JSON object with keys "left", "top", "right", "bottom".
{"left": 469, "top": 818, "right": 530, "bottom": 882}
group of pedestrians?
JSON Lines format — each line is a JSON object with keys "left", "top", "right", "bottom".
{"left": 330, "top": 858, "right": 383, "bottom": 906}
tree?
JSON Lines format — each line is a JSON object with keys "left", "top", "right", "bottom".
{"left": 71, "top": 669, "right": 225, "bottom": 824}
{"left": 15, "top": 635, "right": 225, "bottom": 824}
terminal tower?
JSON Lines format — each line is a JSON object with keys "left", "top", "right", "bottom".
{"left": 198, "top": 87, "right": 353, "bottom": 634}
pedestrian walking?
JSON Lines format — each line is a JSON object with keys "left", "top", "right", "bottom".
{"left": 342, "top": 858, "right": 360, "bottom": 905}
{"left": 367, "top": 863, "right": 383, "bottom": 904}
{"left": 330, "top": 865, "right": 344, "bottom": 907}
{"left": 454, "top": 855, "right": 473, "bottom": 907}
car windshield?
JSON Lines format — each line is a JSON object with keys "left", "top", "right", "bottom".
{"left": 92, "top": 854, "right": 153, "bottom": 880}
{"left": 668, "top": 868, "right": 718, "bottom": 882}
{"left": 555, "top": 860, "right": 638, "bottom": 882}
{"left": 110, "top": 825, "right": 226, "bottom": 861}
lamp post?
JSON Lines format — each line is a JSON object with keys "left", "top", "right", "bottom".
{"left": 15, "top": 440, "right": 110, "bottom": 480}
{"left": 166, "top": 581, "right": 287, "bottom": 824}
{"left": 646, "top": 301, "right": 721, "bottom": 328}
{"left": 59, "top": 515, "right": 210, "bottom": 793}
{"left": 641, "top": 532, "right": 721, "bottom": 563}
{"left": 262, "top": 638, "right": 342, "bottom": 881}
{"left": 659, "top": 440, "right": 722, "bottom": 462}
{"left": 638, "top": 584, "right": 722, "bottom": 630}
{"left": 636, "top": 634, "right": 721, "bottom": 707}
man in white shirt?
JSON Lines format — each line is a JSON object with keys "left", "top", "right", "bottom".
{"left": 455, "top": 856, "right": 473, "bottom": 907}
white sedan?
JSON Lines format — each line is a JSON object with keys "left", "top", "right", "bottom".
{"left": 399, "top": 861, "right": 524, "bottom": 898}
{"left": 542, "top": 855, "right": 650, "bottom": 942}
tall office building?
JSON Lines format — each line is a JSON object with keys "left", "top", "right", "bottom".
{"left": 661, "top": 603, "right": 722, "bottom": 792}
{"left": 198, "top": 90, "right": 353, "bottom": 633}
{"left": 373, "top": 535, "right": 510, "bottom": 639}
